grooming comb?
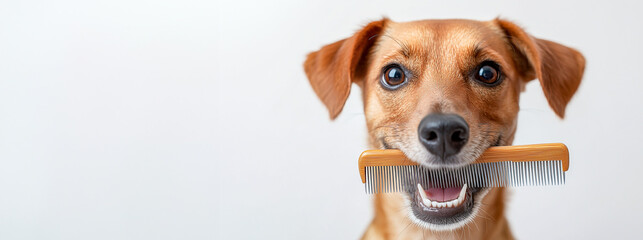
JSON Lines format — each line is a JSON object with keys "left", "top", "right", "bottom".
{"left": 358, "top": 143, "right": 569, "bottom": 194}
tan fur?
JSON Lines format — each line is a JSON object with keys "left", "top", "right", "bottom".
{"left": 304, "top": 18, "right": 584, "bottom": 239}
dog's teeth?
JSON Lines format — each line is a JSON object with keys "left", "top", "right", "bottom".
{"left": 459, "top": 184, "right": 467, "bottom": 200}
{"left": 423, "top": 198, "right": 433, "bottom": 208}
{"left": 417, "top": 184, "right": 428, "bottom": 200}
{"left": 418, "top": 183, "right": 468, "bottom": 208}
{"left": 417, "top": 184, "right": 434, "bottom": 207}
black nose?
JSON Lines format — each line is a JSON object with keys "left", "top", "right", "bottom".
{"left": 418, "top": 113, "right": 469, "bottom": 160}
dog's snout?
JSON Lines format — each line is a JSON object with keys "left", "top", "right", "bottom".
{"left": 418, "top": 114, "right": 469, "bottom": 160}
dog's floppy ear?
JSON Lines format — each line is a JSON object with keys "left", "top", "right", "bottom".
{"left": 303, "top": 19, "right": 387, "bottom": 120}
{"left": 496, "top": 19, "right": 585, "bottom": 118}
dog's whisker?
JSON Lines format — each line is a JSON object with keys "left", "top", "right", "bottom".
{"left": 380, "top": 34, "right": 411, "bottom": 58}
{"left": 395, "top": 221, "right": 413, "bottom": 240}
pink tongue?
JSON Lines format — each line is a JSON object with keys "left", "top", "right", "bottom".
{"left": 425, "top": 186, "right": 462, "bottom": 202}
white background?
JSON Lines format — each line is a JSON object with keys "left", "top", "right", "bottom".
{"left": 1, "top": 0, "right": 642, "bottom": 239}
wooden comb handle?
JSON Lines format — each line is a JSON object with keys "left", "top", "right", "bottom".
{"left": 358, "top": 143, "right": 569, "bottom": 183}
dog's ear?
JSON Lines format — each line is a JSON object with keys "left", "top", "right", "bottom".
{"left": 496, "top": 19, "right": 585, "bottom": 118}
{"left": 303, "top": 19, "right": 387, "bottom": 120}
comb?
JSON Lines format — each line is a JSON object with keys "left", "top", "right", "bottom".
{"left": 358, "top": 143, "right": 569, "bottom": 194}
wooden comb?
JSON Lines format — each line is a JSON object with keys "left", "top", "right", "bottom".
{"left": 358, "top": 143, "right": 569, "bottom": 194}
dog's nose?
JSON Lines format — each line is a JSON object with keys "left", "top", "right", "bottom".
{"left": 418, "top": 113, "right": 469, "bottom": 160}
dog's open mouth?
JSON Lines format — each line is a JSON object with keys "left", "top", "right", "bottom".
{"left": 406, "top": 178, "right": 486, "bottom": 228}
{"left": 381, "top": 133, "right": 500, "bottom": 228}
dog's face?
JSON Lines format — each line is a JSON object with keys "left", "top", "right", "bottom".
{"left": 304, "top": 19, "right": 584, "bottom": 230}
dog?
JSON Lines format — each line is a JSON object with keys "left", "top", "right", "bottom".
{"left": 303, "top": 18, "right": 584, "bottom": 239}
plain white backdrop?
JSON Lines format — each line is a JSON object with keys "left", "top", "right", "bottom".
{"left": 1, "top": 0, "right": 642, "bottom": 239}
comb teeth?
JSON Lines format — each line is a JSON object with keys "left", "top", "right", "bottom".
{"left": 365, "top": 160, "right": 565, "bottom": 194}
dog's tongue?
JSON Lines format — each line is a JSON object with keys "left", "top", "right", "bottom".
{"left": 425, "top": 186, "right": 462, "bottom": 202}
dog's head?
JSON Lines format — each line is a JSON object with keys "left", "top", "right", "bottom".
{"left": 304, "top": 18, "right": 584, "bottom": 230}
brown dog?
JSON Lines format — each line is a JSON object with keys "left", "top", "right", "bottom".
{"left": 303, "top": 18, "right": 584, "bottom": 239}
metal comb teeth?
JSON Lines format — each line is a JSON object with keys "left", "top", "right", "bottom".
{"left": 364, "top": 160, "right": 565, "bottom": 194}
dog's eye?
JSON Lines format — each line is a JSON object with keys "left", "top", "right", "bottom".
{"left": 474, "top": 62, "right": 502, "bottom": 86}
{"left": 381, "top": 65, "right": 407, "bottom": 89}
